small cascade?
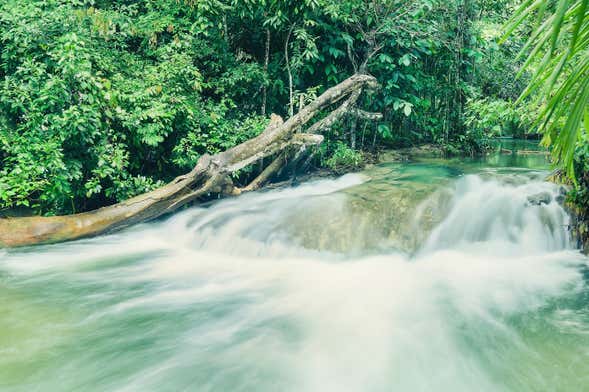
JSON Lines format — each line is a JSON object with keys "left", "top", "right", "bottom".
{"left": 422, "top": 174, "right": 570, "bottom": 254}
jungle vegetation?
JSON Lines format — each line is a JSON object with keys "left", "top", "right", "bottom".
{"left": 0, "top": 0, "right": 585, "bottom": 218}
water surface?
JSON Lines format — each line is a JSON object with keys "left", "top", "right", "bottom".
{"left": 1, "top": 144, "right": 588, "bottom": 391}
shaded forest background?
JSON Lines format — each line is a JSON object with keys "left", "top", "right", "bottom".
{"left": 0, "top": 0, "right": 553, "bottom": 215}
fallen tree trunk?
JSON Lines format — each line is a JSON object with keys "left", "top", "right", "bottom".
{"left": 0, "top": 74, "right": 379, "bottom": 248}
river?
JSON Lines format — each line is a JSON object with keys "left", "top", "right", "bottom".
{"left": 1, "top": 141, "right": 588, "bottom": 391}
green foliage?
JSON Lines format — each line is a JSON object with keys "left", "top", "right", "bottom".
{"left": 464, "top": 97, "right": 534, "bottom": 138}
{"left": 323, "top": 142, "right": 364, "bottom": 173}
{"left": 0, "top": 0, "right": 267, "bottom": 214}
{"left": 569, "top": 136, "right": 589, "bottom": 207}
{"left": 0, "top": 0, "right": 528, "bottom": 215}
{"left": 506, "top": 0, "right": 589, "bottom": 179}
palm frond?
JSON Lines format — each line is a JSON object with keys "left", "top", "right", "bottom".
{"left": 506, "top": 0, "right": 589, "bottom": 179}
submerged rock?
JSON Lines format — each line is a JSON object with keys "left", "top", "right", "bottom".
{"left": 378, "top": 144, "right": 446, "bottom": 163}
{"left": 555, "top": 186, "right": 567, "bottom": 204}
{"left": 284, "top": 164, "right": 453, "bottom": 254}
{"left": 526, "top": 191, "right": 553, "bottom": 206}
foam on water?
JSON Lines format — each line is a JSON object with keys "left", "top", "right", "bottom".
{"left": 1, "top": 168, "right": 588, "bottom": 391}
{"left": 423, "top": 174, "right": 569, "bottom": 254}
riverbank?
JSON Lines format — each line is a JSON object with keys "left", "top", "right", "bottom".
{"left": 567, "top": 203, "right": 589, "bottom": 253}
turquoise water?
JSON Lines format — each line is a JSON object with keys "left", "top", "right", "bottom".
{"left": 1, "top": 146, "right": 588, "bottom": 391}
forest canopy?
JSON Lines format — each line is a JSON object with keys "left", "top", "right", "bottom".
{"left": 0, "top": 0, "right": 569, "bottom": 217}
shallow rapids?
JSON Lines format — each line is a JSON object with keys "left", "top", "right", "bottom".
{"left": 1, "top": 151, "right": 589, "bottom": 391}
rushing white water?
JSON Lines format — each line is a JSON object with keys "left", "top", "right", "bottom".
{"left": 1, "top": 163, "right": 588, "bottom": 391}
{"left": 423, "top": 174, "right": 570, "bottom": 253}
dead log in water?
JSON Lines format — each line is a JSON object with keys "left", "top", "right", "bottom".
{"left": 0, "top": 74, "right": 380, "bottom": 247}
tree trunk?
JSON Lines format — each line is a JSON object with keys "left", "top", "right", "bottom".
{"left": 285, "top": 25, "right": 295, "bottom": 117}
{"left": 0, "top": 74, "right": 379, "bottom": 248}
{"left": 261, "top": 27, "right": 270, "bottom": 115}
{"left": 350, "top": 117, "right": 358, "bottom": 149}
{"left": 223, "top": 14, "right": 229, "bottom": 45}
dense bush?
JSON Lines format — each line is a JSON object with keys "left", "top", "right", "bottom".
{"left": 0, "top": 0, "right": 526, "bottom": 215}
{"left": 0, "top": 0, "right": 267, "bottom": 214}
{"left": 323, "top": 142, "right": 364, "bottom": 173}
{"left": 462, "top": 97, "right": 535, "bottom": 153}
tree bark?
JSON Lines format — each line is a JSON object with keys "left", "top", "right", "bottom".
{"left": 305, "top": 89, "right": 382, "bottom": 134}
{"left": 242, "top": 151, "right": 289, "bottom": 192}
{"left": 261, "top": 27, "right": 270, "bottom": 115}
{"left": 0, "top": 74, "right": 379, "bottom": 248}
{"left": 285, "top": 25, "right": 295, "bottom": 117}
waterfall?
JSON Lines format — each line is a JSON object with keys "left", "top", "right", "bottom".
{"left": 1, "top": 166, "right": 587, "bottom": 392}
{"left": 422, "top": 174, "right": 570, "bottom": 254}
